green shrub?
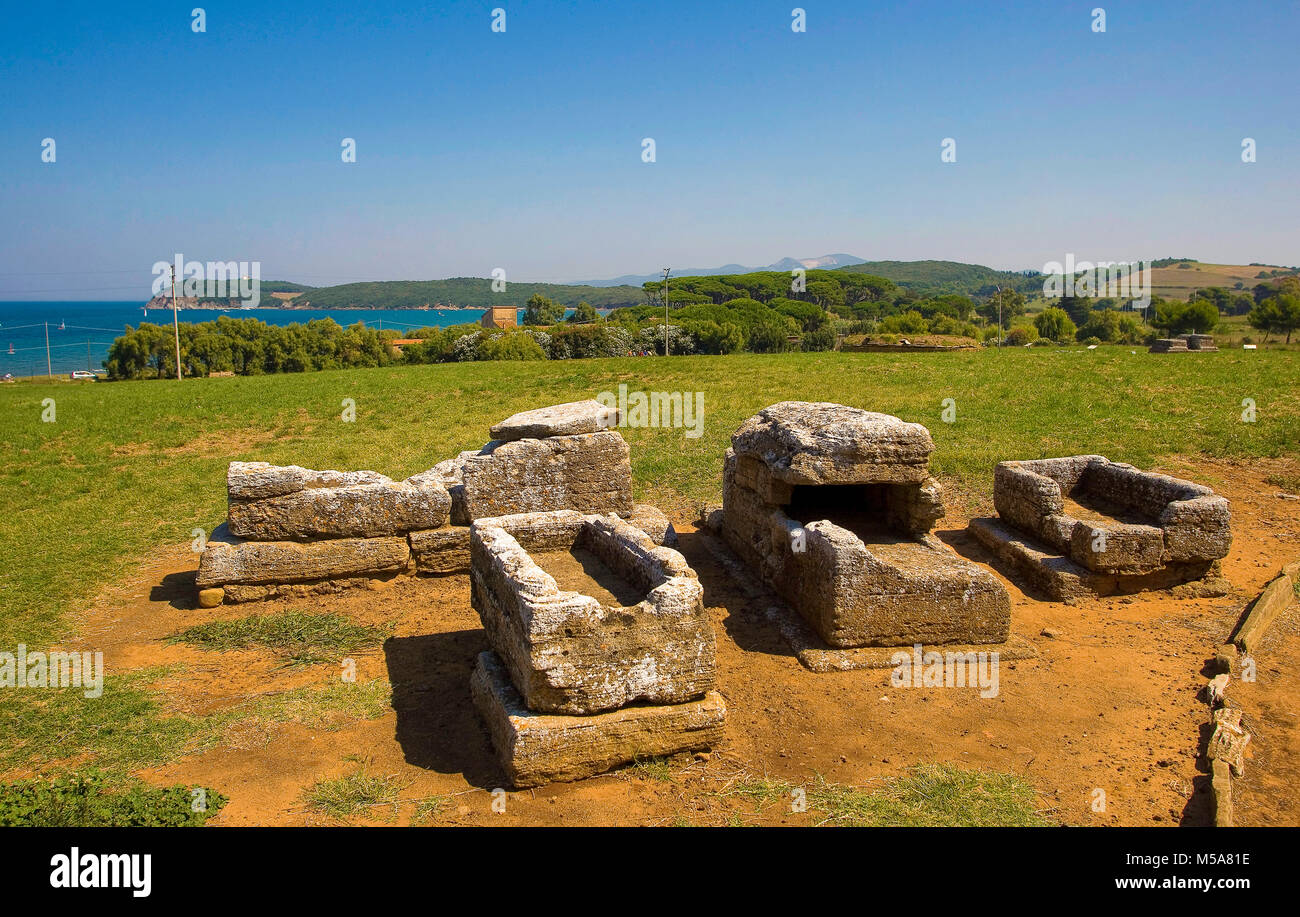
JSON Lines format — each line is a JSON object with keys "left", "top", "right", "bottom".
{"left": 878, "top": 310, "right": 929, "bottom": 335}
{"left": 801, "top": 327, "right": 837, "bottom": 351}
{"left": 478, "top": 331, "right": 547, "bottom": 361}
{"left": 638, "top": 324, "right": 697, "bottom": 356}
{"left": 692, "top": 320, "right": 745, "bottom": 355}
{"left": 745, "top": 319, "right": 796, "bottom": 353}
{"left": 548, "top": 324, "right": 633, "bottom": 359}
{"left": 1076, "top": 309, "right": 1145, "bottom": 344}
{"left": 1033, "top": 307, "right": 1077, "bottom": 343}
{"left": 1153, "top": 299, "right": 1219, "bottom": 335}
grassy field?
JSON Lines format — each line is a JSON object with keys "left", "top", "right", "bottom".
{"left": 1148, "top": 261, "right": 1295, "bottom": 298}
{"left": 2, "top": 348, "right": 1298, "bottom": 649}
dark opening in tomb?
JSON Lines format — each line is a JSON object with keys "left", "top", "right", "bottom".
{"left": 783, "top": 483, "right": 905, "bottom": 544}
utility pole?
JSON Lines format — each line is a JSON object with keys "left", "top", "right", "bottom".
{"left": 995, "top": 285, "right": 1003, "bottom": 346}
{"left": 662, "top": 268, "right": 671, "bottom": 356}
{"left": 170, "top": 265, "right": 182, "bottom": 380}
{"left": 44, "top": 322, "right": 52, "bottom": 378}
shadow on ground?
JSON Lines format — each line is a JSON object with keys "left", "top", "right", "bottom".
{"left": 383, "top": 629, "right": 500, "bottom": 789}
{"left": 150, "top": 569, "right": 198, "bottom": 610}
{"left": 674, "top": 529, "right": 794, "bottom": 660}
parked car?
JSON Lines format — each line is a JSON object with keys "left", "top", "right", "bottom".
{"left": 70, "top": 370, "right": 97, "bottom": 380}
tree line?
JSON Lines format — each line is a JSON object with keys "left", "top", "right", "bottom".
{"left": 102, "top": 269, "right": 1300, "bottom": 379}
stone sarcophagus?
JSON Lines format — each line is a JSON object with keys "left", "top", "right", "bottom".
{"left": 470, "top": 511, "right": 715, "bottom": 714}
{"left": 969, "top": 455, "right": 1231, "bottom": 599}
{"left": 721, "top": 402, "right": 1010, "bottom": 648}
{"left": 469, "top": 510, "right": 723, "bottom": 786}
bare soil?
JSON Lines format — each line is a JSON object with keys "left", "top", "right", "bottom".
{"left": 48, "top": 456, "right": 1300, "bottom": 826}
{"left": 532, "top": 547, "right": 644, "bottom": 608}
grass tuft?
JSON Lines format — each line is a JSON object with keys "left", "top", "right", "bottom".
{"left": 723, "top": 764, "right": 1055, "bottom": 827}
{"left": 411, "top": 796, "right": 450, "bottom": 825}
{"left": 167, "top": 610, "right": 391, "bottom": 666}
{"left": 625, "top": 756, "right": 676, "bottom": 783}
{"left": 1266, "top": 473, "right": 1300, "bottom": 494}
{"left": 301, "top": 760, "right": 406, "bottom": 821}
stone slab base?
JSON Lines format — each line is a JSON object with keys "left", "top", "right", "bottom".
{"left": 699, "top": 531, "right": 1033, "bottom": 671}
{"left": 470, "top": 652, "right": 725, "bottom": 788}
{"left": 222, "top": 573, "right": 403, "bottom": 604}
{"left": 196, "top": 524, "right": 409, "bottom": 588}
{"left": 760, "top": 600, "right": 1038, "bottom": 673}
{"left": 409, "top": 525, "right": 471, "bottom": 575}
{"left": 968, "top": 517, "right": 1226, "bottom": 602}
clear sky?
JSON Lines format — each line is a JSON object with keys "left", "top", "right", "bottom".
{"left": 1, "top": 0, "right": 1296, "bottom": 298}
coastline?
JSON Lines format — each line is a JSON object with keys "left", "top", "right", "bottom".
{"left": 144, "top": 296, "right": 488, "bottom": 311}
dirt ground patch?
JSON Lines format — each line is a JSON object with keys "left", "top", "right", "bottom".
{"left": 38, "top": 456, "right": 1300, "bottom": 827}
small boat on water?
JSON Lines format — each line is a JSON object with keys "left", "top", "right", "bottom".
{"left": 7, "top": 343, "right": 13, "bottom": 355}
{"left": 58, "top": 319, "right": 65, "bottom": 330}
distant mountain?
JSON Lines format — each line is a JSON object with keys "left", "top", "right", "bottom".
{"left": 577, "top": 254, "right": 866, "bottom": 287}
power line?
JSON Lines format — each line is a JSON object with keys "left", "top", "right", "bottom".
{"left": 0, "top": 269, "right": 149, "bottom": 276}
{"left": 0, "top": 285, "right": 151, "bottom": 294}
{"left": 4, "top": 341, "right": 116, "bottom": 353}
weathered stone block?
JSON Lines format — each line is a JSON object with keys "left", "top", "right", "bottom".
{"left": 409, "top": 526, "right": 471, "bottom": 574}
{"left": 471, "top": 651, "right": 725, "bottom": 788}
{"left": 226, "top": 461, "right": 388, "bottom": 501}
{"left": 470, "top": 511, "right": 715, "bottom": 715}
{"left": 1067, "top": 520, "right": 1165, "bottom": 574}
{"left": 489, "top": 399, "right": 619, "bottom": 442}
{"left": 968, "top": 517, "right": 1107, "bottom": 602}
{"left": 221, "top": 576, "right": 382, "bottom": 604}
{"left": 731, "top": 401, "right": 934, "bottom": 484}
{"left": 196, "top": 524, "right": 409, "bottom": 587}
{"left": 622, "top": 503, "right": 678, "bottom": 547}
{"left": 227, "top": 471, "right": 449, "bottom": 540}
{"left": 427, "top": 451, "right": 479, "bottom": 526}
{"left": 460, "top": 431, "right": 633, "bottom": 520}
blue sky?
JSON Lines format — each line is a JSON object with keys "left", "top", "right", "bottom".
{"left": 1, "top": 0, "right": 1296, "bottom": 298}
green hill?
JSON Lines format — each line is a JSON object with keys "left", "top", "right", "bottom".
{"left": 260, "top": 280, "right": 316, "bottom": 294}
{"left": 837, "top": 261, "right": 1041, "bottom": 297}
{"left": 291, "top": 277, "right": 644, "bottom": 310}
